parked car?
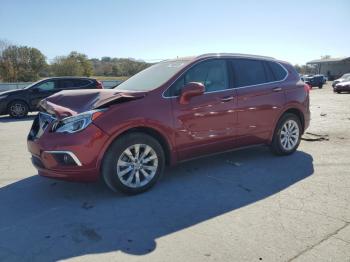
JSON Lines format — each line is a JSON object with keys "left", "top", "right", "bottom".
{"left": 334, "top": 80, "right": 350, "bottom": 93}
{"left": 304, "top": 75, "right": 324, "bottom": 89}
{"left": 0, "top": 77, "right": 103, "bottom": 118}
{"left": 300, "top": 75, "right": 310, "bottom": 82}
{"left": 27, "top": 53, "right": 310, "bottom": 194}
{"left": 332, "top": 73, "right": 350, "bottom": 87}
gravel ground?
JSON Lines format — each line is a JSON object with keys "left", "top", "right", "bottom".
{"left": 0, "top": 82, "right": 349, "bottom": 262}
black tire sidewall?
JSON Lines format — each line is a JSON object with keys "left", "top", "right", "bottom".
{"left": 8, "top": 101, "right": 29, "bottom": 118}
{"left": 102, "top": 132, "right": 165, "bottom": 194}
{"left": 272, "top": 114, "right": 302, "bottom": 155}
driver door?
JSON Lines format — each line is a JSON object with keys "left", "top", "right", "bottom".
{"left": 168, "top": 59, "right": 237, "bottom": 161}
{"left": 29, "top": 80, "right": 58, "bottom": 109}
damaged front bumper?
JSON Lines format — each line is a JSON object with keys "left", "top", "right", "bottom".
{"left": 27, "top": 112, "right": 110, "bottom": 182}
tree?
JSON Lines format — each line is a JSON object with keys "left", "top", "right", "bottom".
{"left": 321, "top": 55, "right": 331, "bottom": 60}
{"left": 89, "top": 57, "right": 150, "bottom": 77}
{"left": 0, "top": 39, "right": 10, "bottom": 56}
{"left": 0, "top": 45, "right": 47, "bottom": 82}
{"left": 50, "top": 51, "right": 93, "bottom": 76}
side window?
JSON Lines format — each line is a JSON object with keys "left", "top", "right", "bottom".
{"left": 231, "top": 59, "right": 267, "bottom": 87}
{"left": 73, "top": 79, "right": 91, "bottom": 88}
{"left": 263, "top": 62, "right": 275, "bottom": 82}
{"left": 168, "top": 60, "right": 228, "bottom": 96}
{"left": 60, "top": 80, "right": 75, "bottom": 89}
{"left": 35, "top": 81, "right": 56, "bottom": 91}
{"left": 268, "top": 61, "right": 287, "bottom": 81}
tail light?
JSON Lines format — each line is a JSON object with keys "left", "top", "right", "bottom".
{"left": 304, "top": 83, "right": 311, "bottom": 93}
{"left": 96, "top": 81, "right": 103, "bottom": 89}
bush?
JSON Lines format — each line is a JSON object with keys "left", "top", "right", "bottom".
{"left": 0, "top": 45, "right": 47, "bottom": 82}
{"left": 50, "top": 51, "right": 93, "bottom": 77}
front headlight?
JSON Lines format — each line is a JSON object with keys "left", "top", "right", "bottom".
{"left": 53, "top": 109, "right": 104, "bottom": 134}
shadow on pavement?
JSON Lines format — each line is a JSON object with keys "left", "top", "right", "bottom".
{"left": 0, "top": 115, "right": 36, "bottom": 123}
{"left": 0, "top": 147, "right": 313, "bottom": 261}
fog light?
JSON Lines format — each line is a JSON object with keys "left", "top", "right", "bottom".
{"left": 45, "top": 151, "right": 82, "bottom": 166}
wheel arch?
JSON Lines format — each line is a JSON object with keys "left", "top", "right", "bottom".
{"left": 120, "top": 127, "right": 172, "bottom": 165}
{"left": 99, "top": 125, "right": 174, "bottom": 170}
{"left": 282, "top": 108, "right": 305, "bottom": 131}
{"left": 269, "top": 107, "right": 305, "bottom": 143}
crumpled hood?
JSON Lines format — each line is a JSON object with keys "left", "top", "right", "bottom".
{"left": 39, "top": 89, "right": 146, "bottom": 118}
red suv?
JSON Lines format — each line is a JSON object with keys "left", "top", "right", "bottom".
{"left": 27, "top": 54, "right": 310, "bottom": 194}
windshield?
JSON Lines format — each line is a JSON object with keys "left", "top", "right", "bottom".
{"left": 115, "top": 60, "right": 192, "bottom": 92}
{"left": 24, "top": 80, "right": 43, "bottom": 89}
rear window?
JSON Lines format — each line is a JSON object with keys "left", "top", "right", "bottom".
{"left": 268, "top": 61, "right": 287, "bottom": 81}
{"left": 231, "top": 59, "right": 267, "bottom": 87}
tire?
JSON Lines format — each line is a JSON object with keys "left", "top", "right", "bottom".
{"left": 270, "top": 113, "right": 302, "bottom": 156}
{"left": 8, "top": 100, "right": 29, "bottom": 118}
{"left": 336, "top": 91, "right": 341, "bottom": 94}
{"left": 102, "top": 132, "right": 165, "bottom": 195}
{"left": 318, "top": 84, "right": 323, "bottom": 89}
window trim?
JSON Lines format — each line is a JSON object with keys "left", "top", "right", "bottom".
{"left": 162, "top": 57, "right": 289, "bottom": 99}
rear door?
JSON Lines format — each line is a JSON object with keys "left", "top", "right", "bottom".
{"left": 231, "top": 59, "right": 286, "bottom": 146}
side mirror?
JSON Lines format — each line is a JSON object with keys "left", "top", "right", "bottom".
{"left": 179, "top": 82, "right": 205, "bottom": 104}
{"left": 31, "top": 87, "right": 39, "bottom": 93}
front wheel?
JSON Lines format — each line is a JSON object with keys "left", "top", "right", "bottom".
{"left": 102, "top": 132, "right": 165, "bottom": 195}
{"left": 270, "top": 113, "right": 302, "bottom": 155}
{"left": 8, "top": 100, "right": 28, "bottom": 118}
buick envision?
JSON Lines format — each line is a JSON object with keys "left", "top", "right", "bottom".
{"left": 27, "top": 54, "right": 310, "bottom": 194}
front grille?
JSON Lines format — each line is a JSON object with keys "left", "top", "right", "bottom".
{"left": 28, "top": 112, "right": 56, "bottom": 140}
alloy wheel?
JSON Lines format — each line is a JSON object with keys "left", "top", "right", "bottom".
{"left": 280, "top": 120, "right": 300, "bottom": 151}
{"left": 116, "top": 144, "right": 158, "bottom": 188}
{"left": 10, "top": 103, "right": 26, "bottom": 117}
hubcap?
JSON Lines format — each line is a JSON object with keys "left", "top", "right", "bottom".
{"left": 280, "top": 120, "right": 300, "bottom": 151}
{"left": 116, "top": 144, "right": 158, "bottom": 188}
{"left": 10, "top": 103, "right": 26, "bottom": 117}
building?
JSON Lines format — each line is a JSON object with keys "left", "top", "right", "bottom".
{"left": 306, "top": 57, "right": 350, "bottom": 80}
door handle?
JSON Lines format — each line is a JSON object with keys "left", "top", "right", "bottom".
{"left": 221, "top": 96, "right": 234, "bottom": 102}
{"left": 272, "top": 87, "right": 282, "bottom": 92}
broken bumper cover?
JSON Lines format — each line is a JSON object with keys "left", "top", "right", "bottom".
{"left": 27, "top": 114, "right": 110, "bottom": 182}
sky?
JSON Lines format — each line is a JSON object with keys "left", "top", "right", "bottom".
{"left": 0, "top": 0, "right": 349, "bottom": 65}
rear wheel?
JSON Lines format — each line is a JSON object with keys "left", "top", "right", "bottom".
{"left": 318, "top": 84, "right": 323, "bottom": 89}
{"left": 270, "top": 113, "right": 302, "bottom": 155}
{"left": 102, "top": 132, "right": 165, "bottom": 194}
{"left": 8, "top": 100, "right": 28, "bottom": 118}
